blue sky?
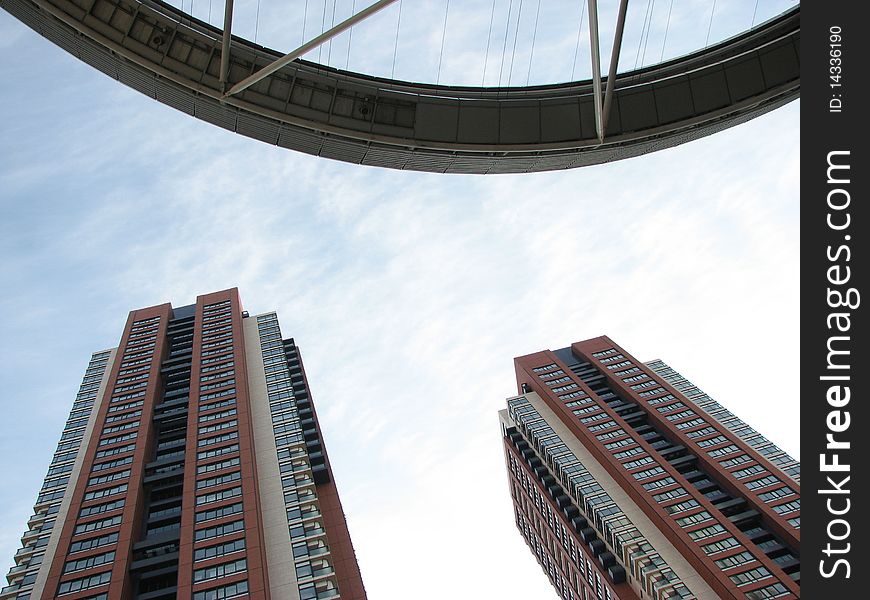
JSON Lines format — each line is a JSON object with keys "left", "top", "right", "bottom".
{"left": 0, "top": 4, "right": 798, "bottom": 599}
{"left": 147, "top": 0, "right": 797, "bottom": 85}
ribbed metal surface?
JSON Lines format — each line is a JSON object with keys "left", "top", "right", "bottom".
{"left": 2, "top": 0, "right": 800, "bottom": 174}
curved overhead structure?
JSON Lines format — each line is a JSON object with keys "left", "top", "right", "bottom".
{"left": 2, "top": 0, "right": 799, "bottom": 173}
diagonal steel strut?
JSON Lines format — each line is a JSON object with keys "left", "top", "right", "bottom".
{"left": 587, "top": 0, "right": 604, "bottom": 142}
{"left": 588, "top": 0, "right": 630, "bottom": 142}
{"left": 219, "top": 0, "right": 235, "bottom": 86}
{"left": 602, "top": 0, "right": 629, "bottom": 138}
{"left": 224, "top": 0, "right": 401, "bottom": 98}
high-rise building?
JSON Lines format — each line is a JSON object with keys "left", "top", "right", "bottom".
{"left": 500, "top": 336, "right": 799, "bottom": 600}
{"left": 3, "top": 289, "right": 366, "bottom": 600}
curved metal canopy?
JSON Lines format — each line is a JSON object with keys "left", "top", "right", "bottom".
{"left": 2, "top": 0, "right": 799, "bottom": 174}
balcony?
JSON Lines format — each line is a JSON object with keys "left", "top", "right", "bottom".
{"left": 147, "top": 505, "right": 182, "bottom": 522}
{"left": 13, "top": 547, "right": 34, "bottom": 564}
{"left": 297, "top": 560, "right": 336, "bottom": 582}
{"left": 304, "top": 544, "right": 330, "bottom": 559}
{"left": 156, "top": 438, "right": 186, "bottom": 451}
{"left": 295, "top": 525, "right": 326, "bottom": 541}
{"left": 19, "top": 529, "right": 40, "bottom": 544}
{"left": 153, "top": 406, "right": 188, "bottom": 423}
{"left": 153, "top": 449, "right": 185, "bottom": 462}
{"left": 143, "top": 467, "right": 184, "bottom": 485}
{"left": 26, "top": 513, "right": 46, "bottom": 529}
{"left": 6, "top": 564, "right": 27, "bottom": 579}
{"left": 309, "top": 566, "right": 335, "bottom": 579}
{"left": 312, "top": 464, "right": 329, "bottom": 485}
{"left": 293, "top": 475, "right": 315, "bottom": 488}
{"left": 296, "top": 506, "right": 322, "bottom": 522}
{"left": 167, "top": 346, "right": 193, "bottom": 359}
{"left": 162, "top": 386, "right": 190, "bottom": 400}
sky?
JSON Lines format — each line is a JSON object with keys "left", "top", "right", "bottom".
{"left": 0, "top": 3, "right": 798, "bottom": 599}
{"left": 158, "top": 0, "right": 798, "bottom": 86}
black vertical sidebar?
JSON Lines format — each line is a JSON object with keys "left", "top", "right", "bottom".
{"left": 801, "top": 2, "right": 868, "bottom": 598}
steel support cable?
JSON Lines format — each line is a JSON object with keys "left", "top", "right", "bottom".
{"left": 254, "top": 0, "right": 261, "bottom": 43}
{"left": 526, "top": 0, "right": 541, "bottom": 85}
{"left": 436, "top": 0, "right": 451, "bottom": 84}
{"left": 498, "top": 0, "right": 514, "bottom": 86}
{"left": 208, "top": 0, "right": 212, "bottom": 23}
{"left": 482, "top": 0, "right": 497, "bottom": 85}
{"left": 570, "top": 2, "right": 587, "bottom": 80}
{"left": 302, "top": 0, "right": 310, "bottom": 44}
{"left": 660, "top": 0, "right": 674, "bottom": 62}
{"left": 391, "top": 0, "right": 402, "bottom": 78}
{"left": 634, "top": 0, "right": 653, "bottom": 70}
{"left": 327, "top": 0, "right": 337, "bottom": 64}
{"left": 507, "top": 0, "right": 524, "bottom": 85}
{"left": 346, "top": 0, "right": 356, "bottom": 69}
{"left": 705, "top": 0, "right": 717, "bottom": 47}
{"left": 319, "top": 0, "right": 328, "bottom": 63}
{"left": 751, "top": 0, "right": 760, "bottom": 27}
{"left": 640, "top": 0, "right": 657, "bottom": 68}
